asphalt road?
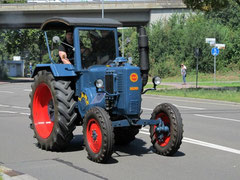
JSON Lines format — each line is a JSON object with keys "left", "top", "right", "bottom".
{"left": 0, "top": 82, "right": 240, "bottom": 180}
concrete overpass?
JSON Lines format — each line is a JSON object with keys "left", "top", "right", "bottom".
{"left": 0, "top": 1, "right": 187, "bottom": 28}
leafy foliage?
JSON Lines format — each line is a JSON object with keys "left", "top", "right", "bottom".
{"left": 183, "top": 0, "right": 240, "bottom": 11}
{"left": 0, "top": 0, "right": 26, "bottom": 4}
{"left": 124, "top": 13, "right": 240, "bottom": 77}
{"left": 205, "top": 0, "right": 240, "bottom": 29}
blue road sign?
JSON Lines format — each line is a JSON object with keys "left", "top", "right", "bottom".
{"left": 211, "top": 47, "right": 219, "bottom": 56}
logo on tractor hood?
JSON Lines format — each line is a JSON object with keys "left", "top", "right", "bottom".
{"left": 130, "top": 73, "right": 138, "bottom": 82}
{"left": 78, "top": 92, "right": 89, "bottom": 105}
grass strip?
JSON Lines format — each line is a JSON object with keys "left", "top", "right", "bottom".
{"left": 147, "top": 88, "right": 240, "bottom": 103}
{"left": 197, "top": 82, "right": 240, "bottom": 87}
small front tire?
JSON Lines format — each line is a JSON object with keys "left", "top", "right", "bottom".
{"left": 150, "top": 103, "right": 183, "bottom": 156}
{"left": 83, "top": 107, "right": 114, "bottom": 163}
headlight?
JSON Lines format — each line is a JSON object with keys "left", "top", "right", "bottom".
{"left": 95, "top": 79, "right": 104, "bottom": 89}
{"left": 153, "top": 76, "right": 161, "bottom": 86}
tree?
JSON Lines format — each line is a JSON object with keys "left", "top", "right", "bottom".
{"left": 183, "top": 0, "right": 240, "bottom": 11}
{"left": 204, "top": 0, "right": 240, "bottom": 29}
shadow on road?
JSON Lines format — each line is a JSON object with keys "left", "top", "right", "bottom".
{"left": 64, "top": 135, "right": 185, "bottom": 162}
{"left": 113, "top": 138, "right": 152, "bottom": 158}
{"left": 65, "top": 135, "right": 84, "bottom": 152}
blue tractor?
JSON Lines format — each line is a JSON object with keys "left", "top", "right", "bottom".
{"left": 29, "top": 17, "right": 183, "bottom": 163}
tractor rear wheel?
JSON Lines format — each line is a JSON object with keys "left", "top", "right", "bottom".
{"left": 150, "top": 103, "right": 183, "bottom": 156}
{"left": 29, "top": 70, "right": 77, "bottom": 151}
{"left": 114, "top": 126, "right": 141, "bottom": 145}
{"left": 83, "top": 107, "right": 114, "bottom": 163}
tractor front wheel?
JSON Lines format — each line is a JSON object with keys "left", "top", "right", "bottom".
{"left": 83, "top": 107, "right": 114, "bottom": 163}
{"left": 150, "top": 103, "right": 183, "bottom": 156}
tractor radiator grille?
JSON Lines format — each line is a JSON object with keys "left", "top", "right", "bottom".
{"left": 105, "top": 74, "right": 114, "bottom": 94}
{"left": 130, "top": 100, "right": 139, "bottom": 113}
{"left": 117, "top": 74, "right": 123, "bottom": 92}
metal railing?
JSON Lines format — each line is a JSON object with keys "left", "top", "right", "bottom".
{"left": 0, "top": 0, "right": 184, "bottom": 4}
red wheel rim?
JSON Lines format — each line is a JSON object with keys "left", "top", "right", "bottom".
{"left": 86, "top": 118, "right": 102, "bottom": 153}
{"left": 33, "top": 83, "right": 54, "bottom": 139}
{"left": 154, "top": 113, "right": 170, "bottom": 147}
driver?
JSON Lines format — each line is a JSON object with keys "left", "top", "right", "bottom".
{"left": 59, "top": 28, "right": 74, "bottom": 64}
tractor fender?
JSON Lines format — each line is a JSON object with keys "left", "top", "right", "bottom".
{"left": 32, "top": 64, "right": 76, "bottom": 78}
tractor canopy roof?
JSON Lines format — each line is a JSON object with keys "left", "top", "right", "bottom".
{"left": 41, "top": 17, "right": 122, "bottom": 30}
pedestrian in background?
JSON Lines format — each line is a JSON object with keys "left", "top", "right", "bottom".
{"left": 29, "top": 62, "right": 33, "bottom": 75}
{"left": 181, "top": 64, "right": 187, "bottom": 85}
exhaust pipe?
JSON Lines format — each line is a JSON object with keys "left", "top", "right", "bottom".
{"left": 137, "top": 26, "right": 149, "bottom": 89}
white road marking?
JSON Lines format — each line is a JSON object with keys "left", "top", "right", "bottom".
{"left": 24, "top": 89, "right": 31, "bottom": 92}
{"left": 143, "top": 95, "right": 240, "bottom": 107}
{"left": 194, "top": 114, "right": 240, "bottom": 123}
{"left": 142, "top": 107, "right": 153, "bottom": 111}
{"left": 173, "top": 104, "right": 205, "bottom": 110}
{"left": 0, "top": 91, "right": 14, "bottom": 94}
{"left": 0, "top": 104, "right": 29, "bottom": 116}
{"left": 141, "top": 128, "right": 149, "bottom": 132}
{"left": 11, "top": 106, "right": 29, "bottom": 110}
{"left": 0, "top": 110, "right": 29, "bottom": 116}
{"left": 139, "top": 130, "right": 240, "bottom": 155}
{"left": 20, "top": 113, "right": 30, "bottom": 116}
{"left": 0, "top": 104, "right": 10, "bottom": 108}
{"left": 140, "top": 131, "right": 150, "bottom": 135}
{"left": 0, "top": 104, "right": 28, "bottom": 110}
{"left": 142, "top": 104, "right": 205, "bottom": 111}
{"left": 183, "top": 137, "right": 240, "bottom": 155}
{"left": 0, "top": 111, "right": 17, "bottom": 114}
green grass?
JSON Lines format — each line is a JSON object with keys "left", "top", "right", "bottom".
{"left": 160, "top": 71, "right": 240, "bottom": 83}
{"left": 0, "top": 170, "right": 2, "bottom": 180}
{"left": 147, "top": 88, "right": 240, "bottom": 103}
{"left": 146, "top": 72, "right": 240, "bottom": 103}
{"left": 0, "top": 0, "right": 26, "bottom": 4}
{"left": 196, "top": 81, "right": 240, "bottom": 87}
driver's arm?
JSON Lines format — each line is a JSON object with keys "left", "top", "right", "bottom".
{"left": 59, "top": 51, "right": 71, "bottom": 64}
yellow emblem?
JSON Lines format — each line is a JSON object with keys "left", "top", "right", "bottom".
{"left": 130, "top": 73, "right": 138, "bottom": 82}
{"left": 78, "top": 92, "right": 89, "bottom": 105}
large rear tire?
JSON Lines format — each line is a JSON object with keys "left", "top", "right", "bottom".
{"left": 83, "top": 107, "right": 114, "bottom": 163}
{"left": 29, "top": 70, "right": 77, "bottom": 151}
{"left": 150, "top": 103, "right": 183, "bottom": 156}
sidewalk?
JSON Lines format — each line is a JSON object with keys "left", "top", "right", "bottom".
{"left": 0, "top": 78, "right": 33, "bottom": 85}
{"left": 0, "top": 165, "right": 38, "bottom": 180}
{"left": 159, "top": 82, "right": 240, "bottom": 91}
{"left": 160, "top": 82, "right": 209, "bottom": 89}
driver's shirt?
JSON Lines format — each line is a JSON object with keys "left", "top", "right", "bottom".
{"left": 58, "top": 39, "right": 74, "bottom": 64}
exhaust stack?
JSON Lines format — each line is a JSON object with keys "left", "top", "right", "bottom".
{"left": 137, "top": 26, "right": 149, "bottom": 89}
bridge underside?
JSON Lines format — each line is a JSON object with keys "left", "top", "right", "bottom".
{"left": 0, "top": 1, "right": 186, "bottom": 29}
{"left": 0, "top": 10, "right": 150, "bottom": 29}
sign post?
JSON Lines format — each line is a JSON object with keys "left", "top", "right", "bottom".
{"left": 206, "top": 38, "right": 225, "bottom": 83}
{"left": 211, "top": 47, "right": 219, "bottom": 83}
{"left": 195, "top": 48, "right": 202, "bottom": 88}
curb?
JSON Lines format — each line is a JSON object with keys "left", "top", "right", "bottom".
{"left": 0, "top": 166, "right": 38, "bottom": 180}
{"left": 0, "top": 82, "right": 9, "bottom": 85}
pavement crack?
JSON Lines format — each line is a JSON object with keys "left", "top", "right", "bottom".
{"left": 53, "top": 158, "right": 108, "bottom": 180}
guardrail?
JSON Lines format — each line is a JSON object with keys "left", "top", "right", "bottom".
{"left": 0, "top": 0, "right": 183, "bottom": 4}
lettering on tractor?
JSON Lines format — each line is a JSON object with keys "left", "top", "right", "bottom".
{"left": 29, "top": 17, "right": 183, "bottom": 163}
